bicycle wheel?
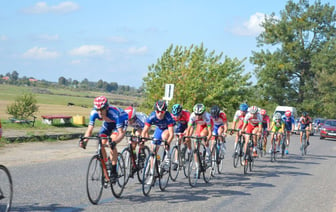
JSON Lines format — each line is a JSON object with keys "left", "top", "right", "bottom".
{"left": 301, "top": 133, "right": 306, "bottom": 156}
{"left": 203, "top": 145, "right": 213, "bottom": 183}
{"left": 188, "top": 151, "right": 199, "bottom": 187}
{"left": 159, "top": 150, "right": 170, "bottom": 191}
{"left": 137, "top": 146, "right": 150, "bottom": 184}
{"left": 0, "top": 165, "right": 13, "bottom": 212}
{"left": 181, "top": 146, "right": 189, "bottom": 178}
{"left": 233, "top": 142, "right": 241, "bottom": 168}
{"left": 281, "top": 137, "right": 286, "bottom": 158}
{"left": 211, "top": 144, "right": 217, "bottom": 177}
{"left": 243, "top": 148, "right": 249, "bottom": 175}
{"left": 142, "top": 155, "right": 155, "bottom": 196}
{"left": 121, "top": 147, "right": 132, "bottom": 185}
{"left": 86, "top": 155, "right": 103, "bottom": 205}
{"left": 217, "top": 145, "right": 225, "bottom": 174}
{"left": 111, "top": 153, "right": 126, "bottom": 198}
{"left": 169, "top": 146, "right": 180, "bottom": 181}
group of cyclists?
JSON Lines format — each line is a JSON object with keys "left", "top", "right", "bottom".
{"left": 79, "top": 95, "right": 313, "bottom": 184}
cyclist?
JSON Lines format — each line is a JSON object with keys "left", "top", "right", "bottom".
{"left": 281, "top": 110, "right": 295, "bottom": 154}
{"left": 141, "top": 100, "right": 175, "bottom": 168}
{"left": 241, "top": 106, "right": 262, "bottom": 157}
{"left": 298, "top": 112, "right": 312, "bottom": 149}
{"left": 186, "top": 103, "right": 213, "bottom": 161}
{"left": 230, "top": 103, "right": 249, "bottom": 156}
{"left": 210, "top": 105, "right": 228, "bottom": 154}
{"left": 80, "top": 96, "right": 128, "bottom": 183}
{"left": 260, "top": 109, "right": 270, "bottom": 153}
{"left": 171, "top": 103, "right": 191, "bottom": 165}
{"left": 124, "top": 106, "right": 148, "bottom": 161}
{"left": 269, "top": 112, "right": 285, "bottom": 153}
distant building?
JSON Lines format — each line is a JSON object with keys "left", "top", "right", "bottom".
{"left": 2, "top": 76, "right": 9, "bottom": 80}
{"left": 29, "top": 78, "right": 38, "bottom": 82}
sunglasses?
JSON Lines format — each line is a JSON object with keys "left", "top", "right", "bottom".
{"left": 156, "top": 110, "right": 165, "bottom": 114}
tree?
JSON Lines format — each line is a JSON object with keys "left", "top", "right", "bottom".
{"left": 58, "top": 76, "right": 66, "bottom": 86}
{"left": 7, "top": 93, "right": 39, "bottom": 119}
{"left": 250, "top": 0, "right": 336, "bottom": 116}
{"left": 143, "top": 43, "right": 251, "bottom": 116}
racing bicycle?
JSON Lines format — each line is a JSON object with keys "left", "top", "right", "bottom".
{"left": 0, "top": 164, "right": 13, "bottom": 212}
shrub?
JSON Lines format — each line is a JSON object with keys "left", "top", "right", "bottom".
{"left": 7, "top": 93, "right": 39, "bottom": 119}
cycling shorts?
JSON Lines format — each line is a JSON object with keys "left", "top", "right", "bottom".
{"left": 212, "top": 124, "right": 224, "bottom": 135}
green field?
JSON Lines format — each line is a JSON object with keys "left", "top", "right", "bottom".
{"left": 0, "top": 84, "right": 143, "bottom": 131}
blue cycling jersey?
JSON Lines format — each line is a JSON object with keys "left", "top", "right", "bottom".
{"left": 145, "top": 111, "right": 175, "bottom": 130}
{"left": 281, "top": 115, "right": 295, "bottom": 130}
{"left": 89, "top": 106, "right": 128, "bottom": 129}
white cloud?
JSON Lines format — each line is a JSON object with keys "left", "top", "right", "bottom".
{"left": 108, "top": 36, "right": 128, "bottom": 43}
{"left": 0, "top": 35, "right": 8, "bottom": 41}
{"left": 231, "top": 12, "right": 266, "bottom": 36}
{"left": 37, "top": 34, "right": 59, "bottom": 41}
{"left": 23, "top": 47, "right": 60, "bottom": 59}
{"left": 69, "top": 45, "right": 106, "bottom": 56}
{"left": 22, "top": 1, "right": 79, "bottom": 14}
{"left": 127, "top": 46, "right": 148, "bottom": 55}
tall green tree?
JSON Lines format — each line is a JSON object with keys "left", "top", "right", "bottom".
{"left": 143, "top": 43, "right": 251, "bottom": 116}
{"left": 250, "top": 0, "right": 336, "bottom": 116}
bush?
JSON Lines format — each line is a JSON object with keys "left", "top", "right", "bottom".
{"left": 7, "top": 93, "right": 39, "bottom": 119}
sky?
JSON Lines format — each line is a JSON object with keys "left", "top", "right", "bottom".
{"left": 0, "top": 1, "right": 332, "bottom": 88}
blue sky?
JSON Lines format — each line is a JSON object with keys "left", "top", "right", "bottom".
{"left": 0, "top": 1, "right": 331, "bottom": 87}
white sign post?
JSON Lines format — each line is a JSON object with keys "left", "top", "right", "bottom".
{"left": 163, "top": 84, "right": 174, "bottom": 105}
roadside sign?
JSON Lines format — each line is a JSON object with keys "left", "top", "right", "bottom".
{"left": 163, "top": 84, "right": 174, "bottom": 101}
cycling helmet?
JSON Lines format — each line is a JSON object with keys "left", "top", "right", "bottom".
{"left": 210, "top": 105, "right": 221, "bottom": 118}
{"left": 93, "top": 96, "right": 109, "bottom": 110}
{"left": 154, "top": 100, "right": 167, "bottom": 112}
{"left": 193, "top": 103, "right": 206, "bottom": 115}
{"left": 260, "top": 109, "right": 266, "bottom": 116}
{"left": 125, "top": 106, "right": 136, "bottom": 120}
{"left": 285, "top": 110, "right": 291, "bottom": 117}
{"left": 274, "top": 112, "right": 282, "bottom": 120}
{"left": 172, "top": 104, "right": 182, "bottom": 116}
{"left": 239, "top": 103, "right": 249, "bottom": 112}
{"left": 249, "top": 106, "right": 258, "bottom": 114}
{"left": 302, "top": 112, "right": 308, "bottom": 117}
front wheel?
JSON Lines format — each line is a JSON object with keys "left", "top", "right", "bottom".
{"left": 121, "top": 147, "right": 132, "bottom": 185}
{"left": 137, "top": 146, "right": 150, "bottom": 184}
{"left": 233, "top": 142, "right": 241, "bottom": 168}
{"left": 86, "top": 155, "right": 103, "bottom": 205}
{"left": 159, "top": 151, "right": 170, "bottom": 191}
{"left": 142, "top": 155, "right": 155, "bottom": 196}
{"left": 169, "top": 146, "right": 180, "bottom": 181}
{"left": 110, "top": 153, "right": 126, "bottom": 198}
{"left": 188, "top": 151, "right": 199, "bottom": 187}
{"left": 0, "top": 165, "right": 13, "bottom": 212}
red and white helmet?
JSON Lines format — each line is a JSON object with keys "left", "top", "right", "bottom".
{"left": 93, "top": 96, "right": 109, "bottom": 110}
{"left": 260, "top": 109, "right": 266, "bottom": 116}
{"left": 125, "top": 106, "right": 136, "bottom": 120}
{"left": 285, "top": 110, "right": 291, "bottom": 117}
{"left": 249, "top": 106, "right": 258, "bottom": 114}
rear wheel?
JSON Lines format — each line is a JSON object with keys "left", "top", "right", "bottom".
{"left": 86, "top": 155, "right": 103, "bottom": 205}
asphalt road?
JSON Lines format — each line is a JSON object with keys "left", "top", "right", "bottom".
{"left": 2, "top": 134, "right": 336, "bottom": 212}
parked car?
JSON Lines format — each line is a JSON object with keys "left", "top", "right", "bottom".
{"left": 320, "top": 119, "right": 336, "bottom": 139}
{"left": 313, "top": 118, "right": 325, "bottom": 134}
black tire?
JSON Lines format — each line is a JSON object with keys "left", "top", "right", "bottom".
{"left": 211, "top": 144, "right": 217, "bottom": 177}
{"left": 137, "top": 146, "right": 150, "bottom": 184}
{"left": 188, "top": 151, "right": 199, "bottom": 187}
{"left": 110, "top": 153, "right": 126, "bottom": 198}
{"left": 86, "top": 155, "right": 103, "bottom": 205}
{"left": 217, "top": 143, "right": 225, "bottom": 174}
{"left": 121, "top": 147, "right": 132, "bottom": 185}
{"left": 142, "top": 155, "right": 155, "bottom": 196}
{"left": 0, "top": 165, "right": 13, "bottom": 212}
{"left": 233, "top": 142, "right": 241, "bottom": 168}
{"left": 181, "top": 146, "right": 189, "bottom": 178}
{"left": 159, "top": 150, "right": 170, "bottom": 191}
{"left": 169, "top": 146, "right": 180, "bottom": 181}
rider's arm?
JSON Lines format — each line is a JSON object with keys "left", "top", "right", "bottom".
{"left": 84, "top": 125, "right": 94, "bottom": 138}
{"left": 167, "top": 125, "right": 174, "bottom": 143}
{"left": 141, "top": 124, "right": 150, "bottom": 138}
{"left": 114, "top": 127, "right": 126, "bottom": 144}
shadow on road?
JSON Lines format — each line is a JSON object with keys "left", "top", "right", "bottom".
{"left": 10, "top": 203, "right": 84, "bottom": 212}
